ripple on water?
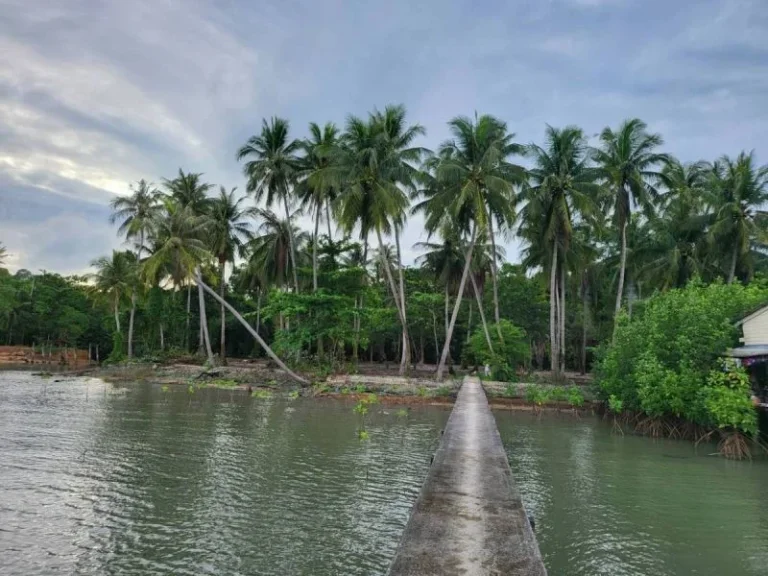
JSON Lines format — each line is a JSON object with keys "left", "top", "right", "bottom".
{"left": 0, "top": 373, "right": 449, "bottom": 576}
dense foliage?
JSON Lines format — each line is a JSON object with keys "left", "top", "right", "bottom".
{"left": 596, "top": 281, "right": 766, "bottom": 435}
{"left": 1, "top": 107, "right": 767, "bottom": 396}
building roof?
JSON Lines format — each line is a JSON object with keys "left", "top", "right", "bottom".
{"left": 736, "top": 304, "right": 768, "bottom": 327}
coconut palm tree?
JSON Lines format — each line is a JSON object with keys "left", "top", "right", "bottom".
{"left": 593, "top": 118, "right": 668, "bottom": 320}
{"left": 706, "top": 152, "right": 768, "bottom": 283}
{"left": 161, "top": 169, "right": 214, "bottom": 347}
{"left": 247, "top": 208, "right": 308, "bottom": 291}
{"left": 89, "top": 250, "right": 136, "bottom": 340}
{"left": 431, "top": 114, "right": 524, "bottom": 339}
{"left": 416, "top": 116, "right": 520, "bottom": 379}
{"left": 208, "top": 186, "right": 256, "bottom": 361}
{"left": 520, "top": 125, "right": 599, "bottom": 375}
{"left": 334, "top": 105, "right": 426, "bottom": 374}
{"left": 109, "top": 179, "right": 162, "bottom": 358}
{"left": 237, "top": 117, "right": 302, "bottom": 293}
{"left": 640, "top": 159, "right": 711, "bottom": 289}
{"left": 163, "top": 169, "right": 214, "bottom": 214}
{"left": 144, "top": 199, "right": 213, "bottom": 362}
{"left": 297, "top": 122, "right": 340, "bottom": 292}
{"left": 0, "top": 243, "right": 7, "bottom": 267}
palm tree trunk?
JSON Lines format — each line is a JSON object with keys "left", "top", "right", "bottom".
{"left": 325, "top": 200, "right": 333, "bottom": 240}
{"left": 114, "top": 293, "right": 121, "bottom": 334}
{"left": 196, "top": 268, "right": 214, "bottom": 364}
{"left": 470, "top": 273, "right": 494, "bottom": 354}
{"left": 283, "top": 194, "right": 300, "bottom": 293}
{"left": 160, "top": 323, "right": 164, "bottom": 351}
{"left": 437, "top": 224, "right": 477, "bottom": 381}
{"left": 432, "top": 312, "right": 439, "bottom": 366}
{"left": 581, "top": 276, "right": 589, "bottom": 375}
{"left": 466, "top": 299, "right": 473, "bottom": 344}
{"left": 615, "top": 220, "right": 628, "bottom": 317}
{"left": 255, "top": 289, "right": 262, "bottom": 335}
{"left": 487, "top": 214, "right": 504, "bottom": 342}
{"left": 128, "top": 291, "right": 136, "bottom": 359}
{"left": 186, "top": 284, "right": 191, "bottom": 351}
{"left": 219, "top": 259, "right": 226, "bottom": 362}
{"left": 728, "top": 244, "right": 738, "bottom": 284}
{"left": 313, "top": 206, "right": 324, "bottom": 359}
{"left": 550, "top": 242, "right": 559, "bottom": 376}
{"left": 313, "top": 206, "right": 320, "bottom": 292}
{"left": 352, "top": 296, "right": 359, "bottom": 362}
{"left": 560, "top": 264, "right": 566, "bottom": 374}
{"left": 394, "top": 226, "right": 410, "bottom": 374}
{"left": 375, "top": 228, "right": 408, "bottom": 373}
{"left": 196, "top": 271, "right": 308, "bottom": 384}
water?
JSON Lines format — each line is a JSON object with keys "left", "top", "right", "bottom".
{"left": 495, "top": 411, "right": 768, "bottom": 576}
{"left": 0, "top": 372, "right": 449, "bottom": 575}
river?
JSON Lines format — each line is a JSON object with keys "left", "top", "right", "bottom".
{"left": 0, "top": 372, "right": 448, "bottom": 575}
{"left": 2, "top": 372, "right": 767, "bottom": 575}
{"left": 495, "top": 410, "right": 768, "bottom": 576}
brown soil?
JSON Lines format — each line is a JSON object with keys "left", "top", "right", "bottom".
{"left": 488, "top": 397, "right": 596, "bottom": 414}
{"left": 0, "top": 345, "right": 91, "bottom": 366}
{"left": 319, "top": 392, "right": 455, "bottom": 406}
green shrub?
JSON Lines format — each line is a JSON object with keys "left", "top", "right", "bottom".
{"left": 595, "top": 280, "right": 764, "bottom": 435}
{"left": 466, "top": 320, "right": 531, "bottom": 380}
{"left": 567, "top": 386, "right": 585, "bottom": 408}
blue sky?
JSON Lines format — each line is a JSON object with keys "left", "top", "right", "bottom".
{"left": 1, "top": 0, "right": 767, "bottom": 273}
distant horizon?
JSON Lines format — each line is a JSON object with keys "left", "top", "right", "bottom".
{"left": 2, "top": 0, "right": 766, "bottom": 273}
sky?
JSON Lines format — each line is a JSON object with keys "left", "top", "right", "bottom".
{"left": 1, "top": 0, "right": 767, "bottom": 274}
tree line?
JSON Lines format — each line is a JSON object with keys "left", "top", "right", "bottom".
{"left": 1, "top": 106, "right": 767, "bottom": 379}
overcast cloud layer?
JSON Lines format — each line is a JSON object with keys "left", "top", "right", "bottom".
{"left": 1, "top": 0, "right": 767, "bottom": 273}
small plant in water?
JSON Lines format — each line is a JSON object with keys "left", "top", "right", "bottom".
{"left": 567, "top": 386, "right": 585, "bottom": 410}
{"left": 396, "top": 408, "right": 409, "bottom": 418}
{"left": 608, "top": 394, "right": 624, "bottom": 435}
{"left": 341, "top": 386, "right": 351, "bottom": 395}
{"left": 355, "top": 384, "right": 366, "bottom": 394}
{"left": 353, "top": 394, "right": 378, "bottom": 440}
{"left": 357, "top": 430, "right": 370, "bottom": 441}
{"left": 187, "top": 384, "right": 195, "bottom": 395}
{"left": 160, "top": 385, "right": 169, "bottom": 393}
{"left": 252, "top": 389, "right": 273, "bottom": 399}
{"left": 288, "top": 390, "right": 300, "bottom": 400}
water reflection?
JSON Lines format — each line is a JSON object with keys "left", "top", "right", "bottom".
{"left": 0, "top": 372, "right": 449, "bottom": 575}
{"left": 495, "top": 411, "right": 768, "bottom": 576}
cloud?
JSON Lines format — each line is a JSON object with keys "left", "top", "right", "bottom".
{"left": 0, "top": 0, "right": 767, "bottom": 271}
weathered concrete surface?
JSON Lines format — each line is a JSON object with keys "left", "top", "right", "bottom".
{"left": 387, "top": 377, "right": 547, "bottom": 576}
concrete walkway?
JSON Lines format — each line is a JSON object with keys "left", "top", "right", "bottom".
{"left": 387, "top": 377, "right": 547, "bottom": 576}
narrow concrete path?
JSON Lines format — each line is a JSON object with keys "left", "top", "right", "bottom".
{"left": 387, "top": 377, "right": 547, "bottom": 576}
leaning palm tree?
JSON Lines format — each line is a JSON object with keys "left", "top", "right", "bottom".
{"left": 707, "top": 152, "right": 768, "bottom": 283}
{"left": 208, "top": 187, "right": 255, "bottom": 361}
{"left": 432, "top": 114, "right": 524, "bottom": 339}
{"left": 593, "top": 118, "right": 668, "bottom": 321}
{"left": 237, "top": 117, "right": 302, "bottom": 293}
{"left": 89, "top": 250, "right": 136, "bottom": 342}
{"left": 144, "top": 199, "right": 214, "bottom": 362}
{"left": 109, "top": 179, "right": 162, "bottom": 358}
{"left": 334, "top": 105, "right": 426, "bottom": 374}
{"left": 416, "top": 116, "right": 519, "bottom": 379}
{"left": 297, "top": 122, "right": 340, "bottom": 292}
{"left": 520, "top": 126, "right": 599, "bottom": 375}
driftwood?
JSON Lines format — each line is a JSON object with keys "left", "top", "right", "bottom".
{"left": 194, "top": 271, "right": 309, "bottom": 385}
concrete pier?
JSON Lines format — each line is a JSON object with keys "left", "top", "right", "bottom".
{"left": 387, "top": 377, "right": 547, "bottom": 576}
